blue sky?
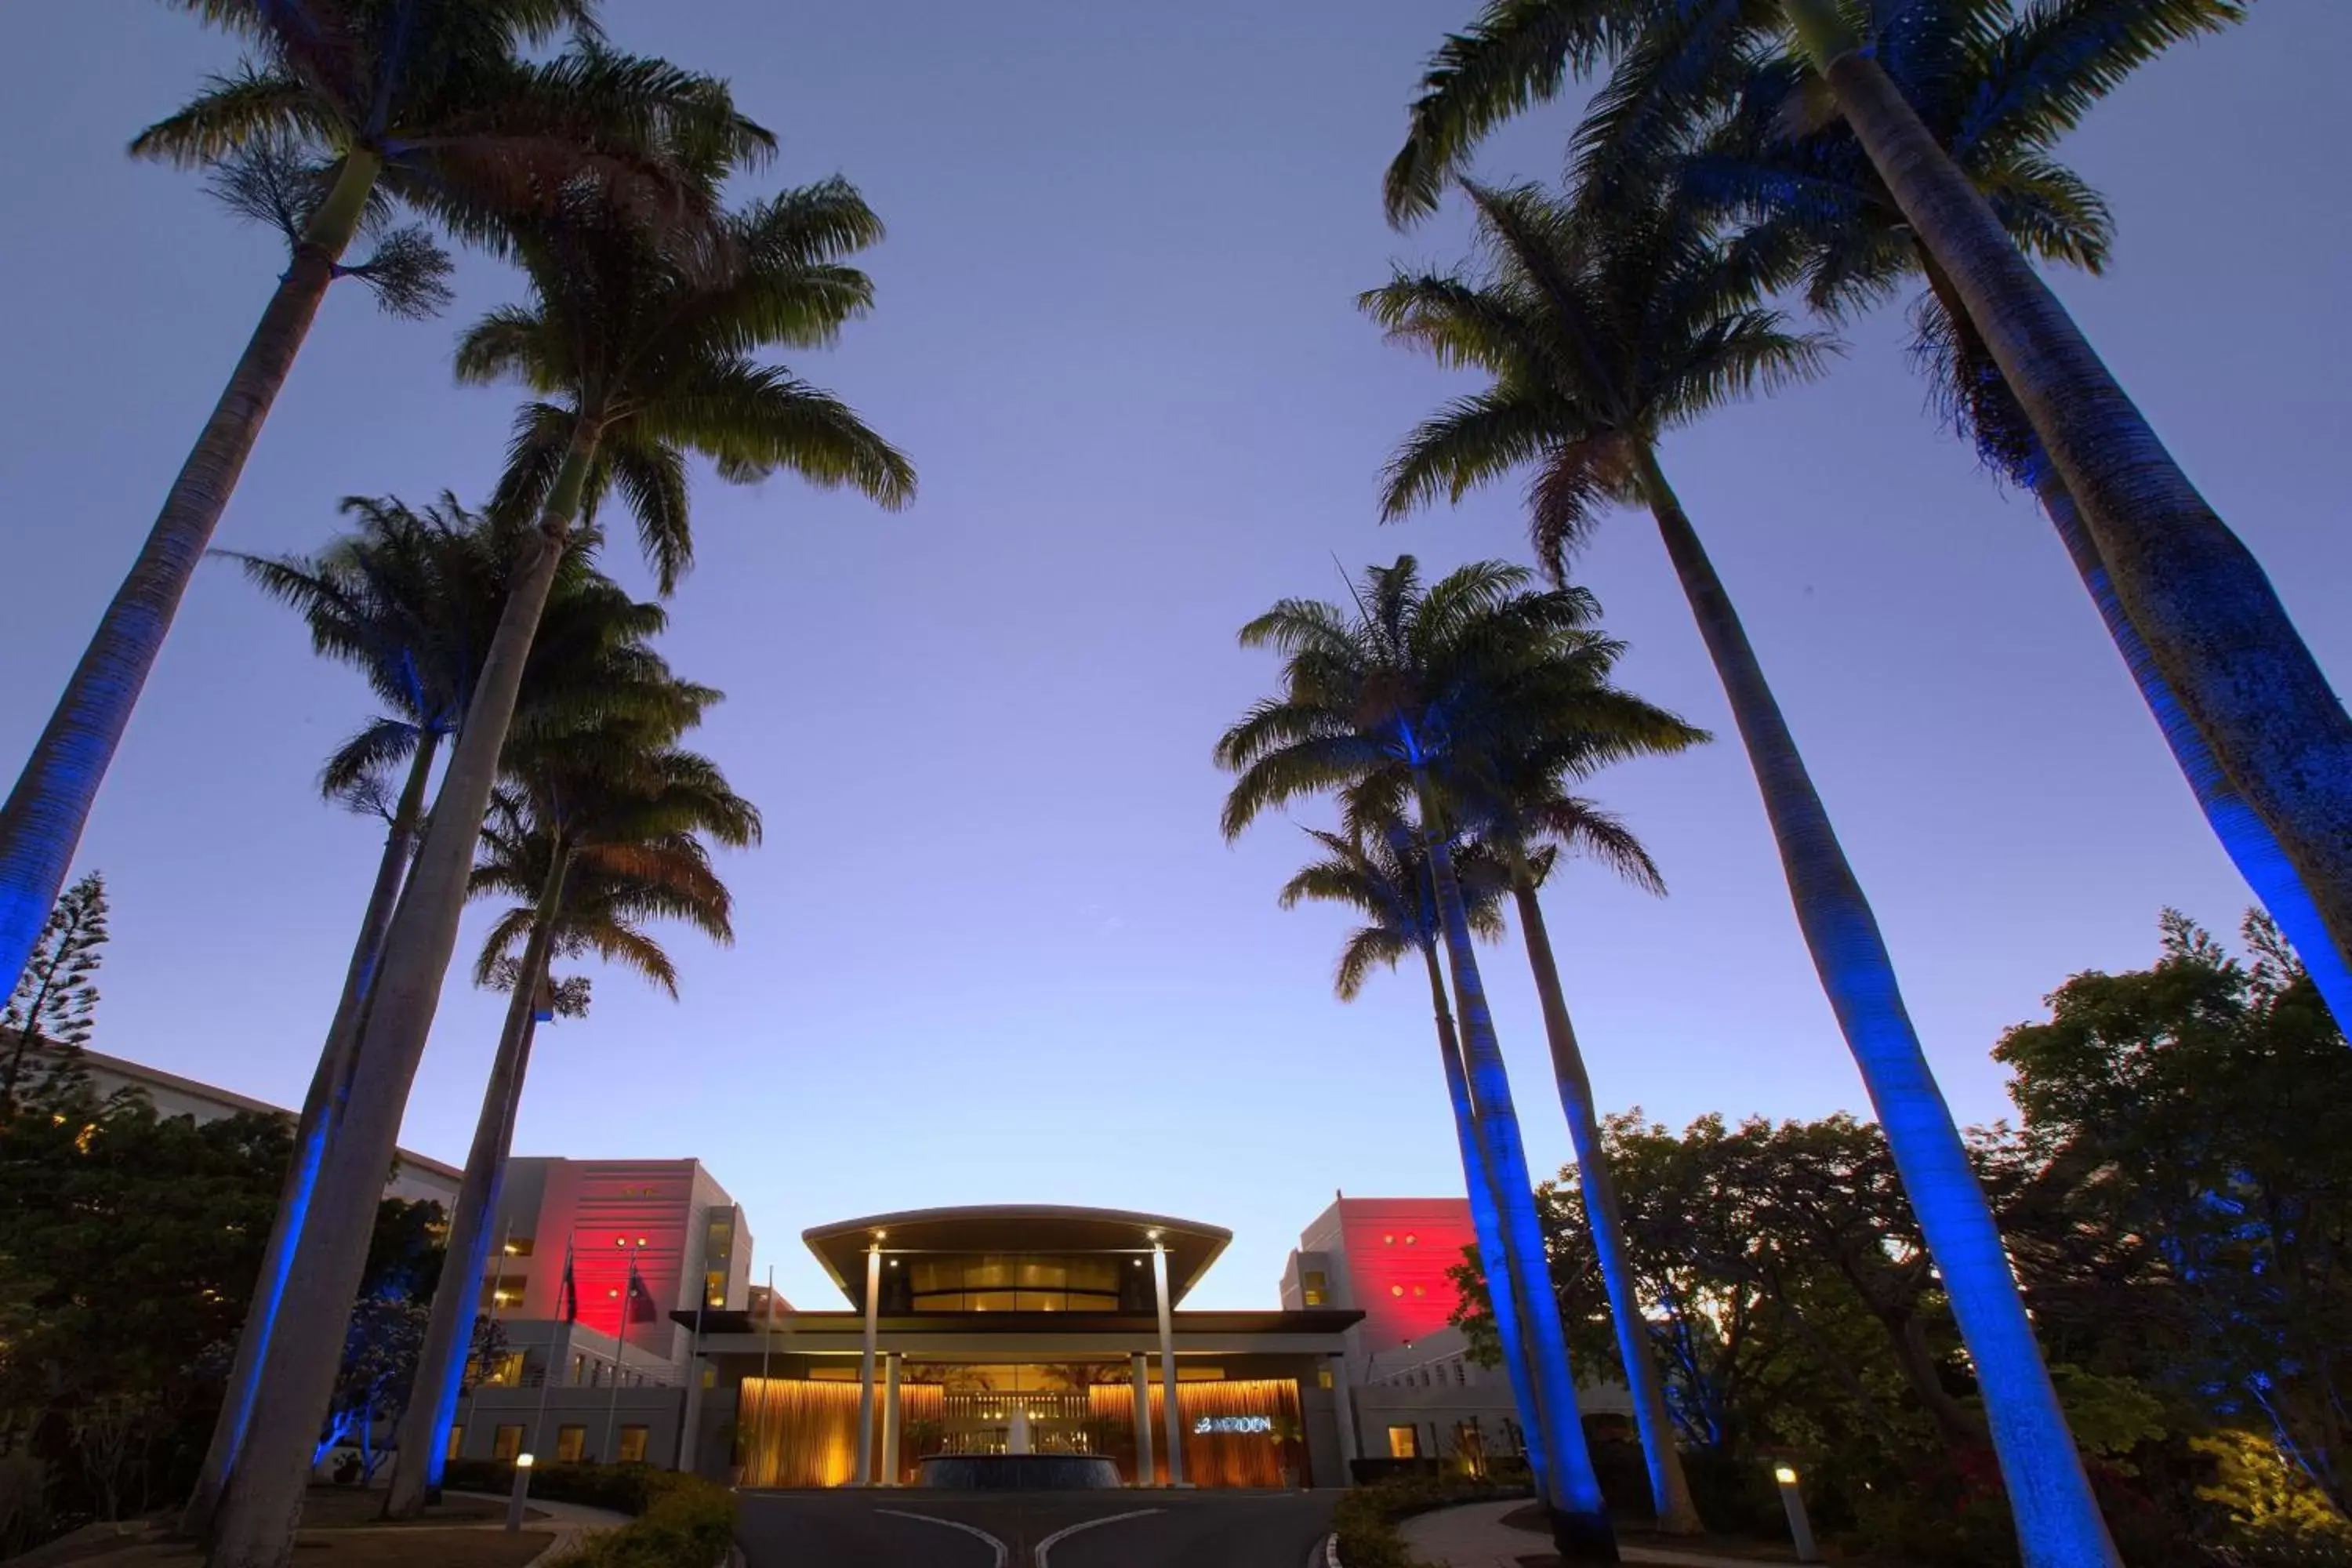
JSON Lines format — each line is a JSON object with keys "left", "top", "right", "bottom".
{"left": 2, "top": 1, "right": 2345, "bottom": 1312}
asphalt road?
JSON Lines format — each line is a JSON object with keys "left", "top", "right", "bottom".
{"left": 736, "top": 1488, "right": 1338, "bottom": 1568}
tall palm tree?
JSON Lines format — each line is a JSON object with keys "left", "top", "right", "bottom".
{"left": 1677, "top": 47, "right": 2352, "bottom": 1027}
{"left": 1276, "top": 821, "right": 1555, "bottom": 1497}
{"left": 189, "top": 498, "right": 679, "bottom": 1533}
{"left": 1367, "top": 180, "right": 2114, "bottom": 1563}
{"left": 209, "top": 167, "right": 912, "bottom": 1568}
{"left": 385, "top": 716, "right": 755, "bottom": 1518}
{"left": 0, "top": 1, "right": 770, "bottom": 1000}
{"left": 1468, "top": 736, "right": 1708, "bottom": 1531}
{"left": 1219, "top": 556, "right": 1621, "bottom": 1562}
{"left": 1380, "top": 0, "right": 2352, "bottom": 1073}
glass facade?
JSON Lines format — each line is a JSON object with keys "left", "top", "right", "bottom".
{"left": 874, "top": 1253, "right": 1156, "bottom": 1313}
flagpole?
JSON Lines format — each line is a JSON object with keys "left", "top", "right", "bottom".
{"left": 604, "top": 1243, "right": 637, "bottom": 1461}
{"left": 756, "top": 1266, "right": 776, "bottom": 1486}
{"left": 528, "top": 1229, "right": 572, "bottom": 1461}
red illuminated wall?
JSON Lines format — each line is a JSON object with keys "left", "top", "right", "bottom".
{"left": 1332, "top": 1199, "right": 1478, "bottom": 1352}
{"left": 520, "top": 1161, "right": 699, "bottom": 1356}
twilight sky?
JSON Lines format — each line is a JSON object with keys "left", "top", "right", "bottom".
{"left": 2, "top": 1, "right": 2346, "bottom": 1312}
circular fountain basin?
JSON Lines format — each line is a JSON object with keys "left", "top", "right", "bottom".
{"left": 914, "top": 1454, "right": 1126, "bottom": 1490}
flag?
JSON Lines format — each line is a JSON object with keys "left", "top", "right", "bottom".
{"left": 559, "top": 1233, "right": 579, "bottom": 1323}
{"left": 626, "top": 1257, "right": 660, "bottom": 1323}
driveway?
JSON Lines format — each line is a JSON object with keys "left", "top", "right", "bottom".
{"left": 735, "top": 1488, "right": 1337, "bottom": 1568}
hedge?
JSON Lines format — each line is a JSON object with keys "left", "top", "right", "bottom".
{"left": 1332, "top": 1473, "right": 1528, "bottom": 1568}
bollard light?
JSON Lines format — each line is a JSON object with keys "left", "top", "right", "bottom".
{"left": 506, "top": 1452, "right": 535, "bottom": 1533}
{"left": 1772, "top": 1463, "right": 1820, "bottom": 1563}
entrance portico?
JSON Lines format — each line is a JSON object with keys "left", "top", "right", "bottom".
{"left": 677, "top": 1205, "right": 1364, "bottom": 1489}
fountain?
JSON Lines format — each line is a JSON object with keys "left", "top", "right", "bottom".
{"left": 913, "top": 1406, "right": 1124, "bottom": 1490}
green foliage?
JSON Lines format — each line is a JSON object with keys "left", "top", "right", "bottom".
{"left": 1994, "top": 912, "right": 2352, "bottom": 1513}
{"left": 2194, "top": 1432, "right": 2352, "bottom": 1550}
{"left": 0, "top": 1082, "right": 453, "bottom": 1543}
{"left": 461, "top": 169, "right": 914, "bottom": 592}
{"left": 1365, "top": 177, "right": 1830, "bottom": 576}
{"left": 2, "top": 871, "right": 109, "bottom": 1107}
{"left": 568, "top": 1473, "right": 736, "bottom": 1568}
{"left": 1331, "top": 1474, "right": 1517, "bottom": 1568}
{"left": 441, "top": 1458, "right": 688, "bottom": 1516}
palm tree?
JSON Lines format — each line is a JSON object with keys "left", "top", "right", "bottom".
{"left": 1276, "top": 821, "right": 1556, "bottom": 1498}
{"left": 1218, "top": 556, "right": 1620, "bottom": 1562}
{"left": 1674, "top": 33, "right": 2351, "bottom": 1029}
{"left": 384, "top": 714, "right": 756, "bottom": 1518}
{"left": 1467, "top": 731, "right": 1708, "bottom": 1532}
{"left": 1380, "top": 0, "right": 2352, "bottom": 1063}
{"left": 0, "top": 1, "right": 770, "bottom": 1000}
{"left": 209, "top": 166, "right": 912, "bottom": 1568}
{"left": 187, "top": 498, "right": 677, "bottom": 1532}
{"left": 1368, "top": 176, "right": 2114, "bottom": 1563}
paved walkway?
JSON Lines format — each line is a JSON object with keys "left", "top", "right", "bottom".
{"left": 443, "top": 1490, "right": 630, "bottom": 1564}
{"left": 1400, "top": 1500, "right": 1791, "bottom": 1568}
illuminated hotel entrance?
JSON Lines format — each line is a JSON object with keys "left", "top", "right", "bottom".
{"left": 687, "top": 1206, "right": 1363, "bottom": 1490}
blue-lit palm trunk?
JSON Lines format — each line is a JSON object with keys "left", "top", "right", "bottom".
{"left": 1633, "top": 442, "right": 2116, "bottom": 1567}
{"left": 210, "top": 461, "right": 586, "bottom": 1568}
{"left": 2028, "top": 457, "right": 2352, "bottom": 1027}
{"left": 1514, "top": 883, "right": 1699, "bottom": 1533}
{"left": 1419, "top": 792, "right": 1617, "bottom": 1563}
{"left": 386, "top": 851, "right": 566, "bottom": 1518}
{"left": 1823, "top": 51, "right": 2352, "bottom": 1047}
{"left": 183, "top": 728, "right": 440, "bottom": 1538}
{"left": 0, "top": 154, "right": 380, "bottom": 998}
{"left": 1427, "top": 941, "right": 1552, "bottom": 1497}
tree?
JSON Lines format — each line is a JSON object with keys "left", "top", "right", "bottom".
{"left": 0, "top": 0, "right": 772, "bottom": 1001}
{"left": 1995, "top": 912, "right": 2352, "bottom": 1514}
{"left": 1671, "top": 18, "right": 2352, "bottom": 1029}
{"left": 1452, "top": 677, "right": 1708, "bottom": 1530}
{"left": 1381, "top": 0, "right": 2352, "bottom": 1085}
{"left": 1, "top": 872, "right": 107, "bottom": 1109}
{"left": 1218, "top": 556, "right": 1621, "bottom": 1560}
{"left": 216, "top": 149, "right": 911, "bottom": 1563}
{"left": 385, "top": 714, "right": 755, "bottom": 1515}
{"left": 187, "top": 499, "right": 680, "bottom": 1534}
{"left": 1368, "top": 174, "right": 2109, "bottom": 1561}
{"left": 1276, "top": 819, "right": 1557, "bottom": 1499}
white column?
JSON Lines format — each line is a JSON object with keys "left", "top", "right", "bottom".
{"left": 880, "top": 1352, "right": 903, "bottom": 1486}
{"left": 1152, "top": 1241, "right": 1186, "bottom": 1487}
{"left": 854, "top": 1240, "right": 881, "bottom": 1485}
{"left": 1328, "top": 1353, "right": 1359, "bottom": 1474}
{"left": 1130, "top": 1350, "right": 1154, "bottom": 1486}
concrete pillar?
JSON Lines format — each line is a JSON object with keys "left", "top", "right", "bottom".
{"left": 1327, "top": 1353, "right": 1359, "bottom": 1475}
{"left": 880, "top": 1352, "right": 902, "bottom": 1486}
{"left": 1151, "top": 1241, "right": 1186, "bottom": 1487}
{"left": 854, "top": 1241, "right": 881, "bottom": 1485}
{"left": 1130, "top": 1351, "right": 1154, "bottom": 1486}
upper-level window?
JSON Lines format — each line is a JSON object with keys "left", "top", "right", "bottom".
{"left": 1301, "top": 1269, "right": 1327, "bottom": 1307}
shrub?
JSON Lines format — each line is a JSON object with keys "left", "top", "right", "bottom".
{"left": 569, "top": 1475, "right": 735, "bottom": 1568}
{"left": 1332, "top": 1473, "right": 1523, "bottom": 1567}
{"left": 440, "top": 1458, "right": 678, "bottom": 1516}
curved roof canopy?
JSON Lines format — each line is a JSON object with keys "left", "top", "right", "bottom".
{"left": 803, "top": 1204, "right": 1232, "bottom": 1308}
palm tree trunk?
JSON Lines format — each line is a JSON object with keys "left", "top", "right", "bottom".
{"left": 183, "top": 728, "right": 438, "bottom": 1539}
{"left": 1513, "top": 881, "right": 1700, "bottom": 1534}
{"left": 1632, "top": 440, "right": 2117, "bottom": 1568}
{"left": 208, "top": 422, "right": 598, "bottom": 1568}
{"left": 0, "top": 151, "right": 382, "bottom": 998}
{"left": 1913, "top": 257, "right": 2352, "bottom": 1026}
{"left": 1426, "top": 940, "right": 1552, "bottom": 1497}
{"left": 383, "top": 851, "right": 564, "bottom": 1519}
{"left": 1417, "top": 789, "right": 1617, "bottom": 1564}
{"left": 1820, "top": 46, "right": 2352, "bottom": 1004}
{"left": 2031, "top": 461, "right": 2350, "bottom": 1022}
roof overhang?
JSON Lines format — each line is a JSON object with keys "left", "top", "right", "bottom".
{"left": 801, "top": 1204, "right": 1231, "bottom": 1307}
